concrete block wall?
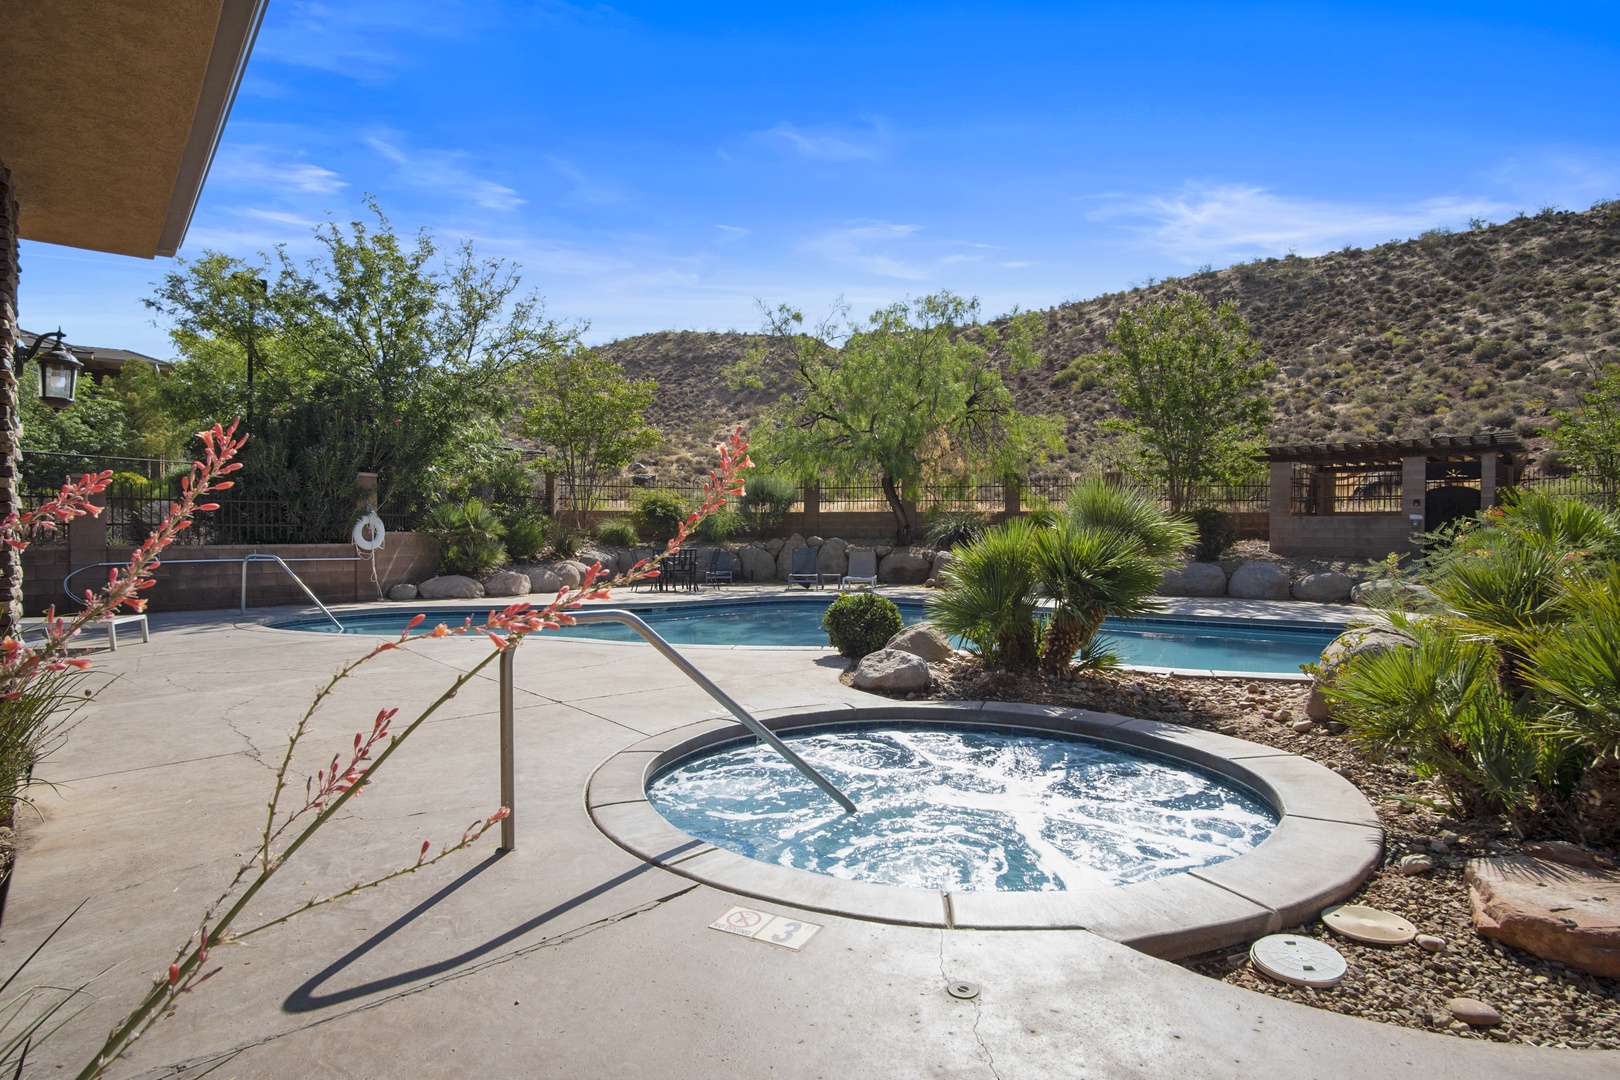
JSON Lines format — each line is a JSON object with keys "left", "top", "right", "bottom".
{"left": 21, "top": 533, "right": 439, "bottom": 615}
{"left": 1267, "top": 513, "right": 1415, "bottom": 559}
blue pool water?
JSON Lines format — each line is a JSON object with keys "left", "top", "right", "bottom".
{"left": 647, "top": 723, "right": 1278, "bottom": 891}
{"left": 269, "top": 599, "right": 1340, "bottom": 674}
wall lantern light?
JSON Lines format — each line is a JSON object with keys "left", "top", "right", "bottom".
{"left": 14, "top": 329, "right": 82, "bottom": 411}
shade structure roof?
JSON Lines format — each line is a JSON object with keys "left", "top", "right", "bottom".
{"left": 1259, "top": 432, "right": 1527, "bottom": 466}
{"left": 0, "top": 0, "right": 266, "bottom": 258}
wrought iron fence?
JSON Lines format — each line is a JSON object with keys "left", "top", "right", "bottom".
{"left": 1022, "top": 476, "right": 1269, "bottom": 514}
{"left": 1512, "top": 472, "right": 1619, "bottom": 507}
{"left": 817, "top": 483, "right": 890, "bottom": 512}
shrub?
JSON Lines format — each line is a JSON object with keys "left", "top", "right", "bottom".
{"left": 501, "top": 514, "right": 548, "bottom": 562}
{"left": 1187, "top": 507, "right": 1237, "bottom": 562}
{"left": 926, "top": 518, "right": 1041, "bottom": 668}
{"left": 695, "top": 507, "right": 745, "bottom": 543}
{"left": 549, "top": 527, "right": 583, "bottom": 560}
{"left": 738, "top": 474, "right": 798, "bottom": 532}
{"left": 821, "top": 593, "right": 905, "bottom": 660}
{"left": 595, "top": 518, "right": 640, "bottom": 547}
{"left": 635, "top": 489, "right": 690, "bottom": 544}
{"left": 423, "top": 498, "right": 508, "bottom": 577}
{"left": 924, "top": 510, "right": 987, "bottom": 550}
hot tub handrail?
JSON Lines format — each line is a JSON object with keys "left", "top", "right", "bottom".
{"left": 556, "top": 610, "right": 857, "bottom": 815}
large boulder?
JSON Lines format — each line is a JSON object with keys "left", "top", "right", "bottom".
{"left": 930, "top": 549, "right": 955, "bottom": 585}
{"left": 1226, "top": 561, "right": 1293, "bottom": 600}
{"left": 1159, "top": 562, "right": 1228, "bottom": 597}
{"left": 852, "top": 648, "right": 930, "bottom": 694}
{"left": 1292, "top": 571, "right": 1355, "bottom": 603}
{"left": 387, "top": 583, "right": 418, "bottom": 602}
{"left": 482, "top": 570, "right": 531, "bottom": 597}
{"left": 879, "top": 548, "right": 932, "bottom": 585}
{"left": 554, "top": 561, "right": 592, "bottom": 590}
{"left": 1467, "top": 856, "right": 1620, "bottom": 977}
{"left": 738, "top": 545, "right": 777, "bottom": 582}
{"left": 817, "top": 537, "right": 849, "bottom": 578}
{"left": 1305, "top": 625, "right": 1418, "bottom": 720}
{"left": 776, "top": 534, "right": 808, "bottom": 579}
{"left": 764, "top": 538, "right": 786, "bottom": 556}
{"left": 418, "top": 575, "right": 484, "bottom": 601}
{"left": 886, "top": 622, "right": 955, "bottom": 663}
{"left": 524, "top": 566, "right": 562, "bottom": 594}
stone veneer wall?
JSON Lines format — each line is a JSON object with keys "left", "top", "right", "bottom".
{"left": 20, "top": 533, "right": 440, "bottom": 615}
{"left": 0, "top": 160, "right": 20, "bottom": 635}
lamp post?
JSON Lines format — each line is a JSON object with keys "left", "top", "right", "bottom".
{"left": 14, "top": 328, "right": 82, "bottom": 411}
{"left": 233, "top": 274, "right": 267, "bottom": 430}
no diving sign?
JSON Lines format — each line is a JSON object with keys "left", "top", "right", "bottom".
{"left": 710, "top": 905, "right": 822, "bottom": 951}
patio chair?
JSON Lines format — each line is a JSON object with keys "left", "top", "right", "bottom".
{"left": 840, "top": 549, "right": 878, "bottom": 591}
{"left": 787, "top": 545, "right": 822, "bottom": 590}
{"left": 665, "top": 547, "right": 700, "bottom": 592}
{"left": 704, "top": 548, "right": 734, "bottom": 586}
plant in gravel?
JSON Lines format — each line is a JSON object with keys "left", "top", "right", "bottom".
{"left": 926, "top": 518, "right": 1043, "bottom": 668}
{"left": 737, "top": 473, "right": 797, "bottom": 534}
{"left": 594, "top": 517, "right": 640, "bottom": 548}
{"left": 1186, "top": 507, "right": 1236, "bottom": 562}
{"left": 422, "top": 498, "right": 508, "bottom": 576}
{"left": 47, "top": 427, "right": 753, "bottom": 1080}
{"left": 821, "top": 593, "right": 904, "bottom": 660}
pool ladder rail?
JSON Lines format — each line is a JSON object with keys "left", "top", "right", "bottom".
{"left": 61, "top": 551, "right": 348, "bottom": 633}
{"left": 496, "top": 608, "right": 857, "bottom": 850}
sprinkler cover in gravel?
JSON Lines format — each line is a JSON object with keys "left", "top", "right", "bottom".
{"left": 1321, "top": 903, "right": 1418, "bottom": 945}
{"left": 1250, "top": 935, "right": 1348, "bottom": 988}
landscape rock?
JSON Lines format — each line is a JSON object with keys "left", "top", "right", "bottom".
{"left": 806, "top": 535, "right": 824, "bottom": 548}
{"left": 930, "top": 549, "right": 955, "bottom": 585}
{"left": 417, "top": 575, "right": 484, "bottom": 601}
{"left": 1521, "top": 841, "right": 1605, "bottom": 869}
{"left": 1351, "top": 579, "right": 1436, "bottom": 608}
{"left": 765, "top": 538, "right": 785, "bottom": 556}
{"left": 1292, "top": 571, "right": 1355, "bottom": 603}
{"left": 1398, "top": 854, "right": 1434, "bottom": 875}
{"left": 481, "top": 570, "right": 531, "bottom": 597}
{"left": 852, "top": 648, "right": 930, "bottom": 694}
{"left": 875, "top": 545, "right": 893, "bottom": 558}
{"left": 1226, "top": 561, "right": 1293, "bottom": 600}
{"left": 524, "top": 567, "right": 562, "bottom": 594}
{"left": 817, "top": 537, "right": 848, "bottom": 579}
{"left": 1446, "top": 998, "right": 1503, "bottom": 1027}
{"left": 1159, "top": 562, "right": 1228, "bottom": 597}
{"left": 738, "top": 546, "right": 777, "bottom": 582}
{"left": 386, "top": 583, "right": 418, "bottom": 601}
{"left": 1467, "top": 855, "right": 1620, "bottom": 977}
{"left": 1415, "top": 934, "right": 1447, "bottom": 953}
{"left": 1306, "top": 626, "right": 1419, "bottom": 721}
{"left": 878, "top": 549, "right": 932, "bottom": 585}
{"left": 1290, "top": 719, "right": 1316, "bottom": 734}
{"left": 885, "top": 622, "right": 955, "bottom": 663}
{"left": 554, "top": 561, "right": 592, "bottom": 590}
{"left": 776, "top": 534, "right": 808, "bottom": 579}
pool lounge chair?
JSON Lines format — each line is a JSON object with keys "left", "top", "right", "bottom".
{"left": 704, "top": 548, "right": 734, "bottom": 586}
{"left": 840, "top": 548, "right": 878, "bottom": 591}
{"left": 787, "top": 545, "right": 822, "bottom": 589}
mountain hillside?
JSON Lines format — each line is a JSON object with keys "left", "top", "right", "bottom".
{"left": 597, "top": 203, "right": 1620, "bottom": 480}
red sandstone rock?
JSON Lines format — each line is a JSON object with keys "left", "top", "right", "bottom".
{"left": 1467, "top": 855, "right": 1620, "bottom": 977}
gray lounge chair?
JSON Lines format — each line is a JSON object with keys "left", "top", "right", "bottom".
{"left": 787, "top": 545, "right": 822, "bottom": 589}
{"left": 840, "top": 549, "right": 878, "bottom": 591}
{"left": 704, "top": 548, "right": 734, "bottom": 586}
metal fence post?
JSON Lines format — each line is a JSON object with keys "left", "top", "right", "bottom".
{"left": 498, "top": 644, "right": 516, "bottom": 851}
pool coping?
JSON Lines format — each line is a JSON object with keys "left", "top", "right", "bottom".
{"left": 586, "top": 702, "right": 1383, "bottom": 959}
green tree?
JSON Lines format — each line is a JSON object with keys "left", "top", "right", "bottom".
{"left": 147, "top": 202, "right": 575, "bottom": 539}
{"left": 521, "top": 349, "right": 660, "bottom": 529}
{"left": 1548, "top": 363, "right": 1620, "bottom": 492}
{"left": 1094, "top": 290, "right": 1274, "bottom": 512}
{"left": 735, "top": 292, "right": 1061, "bottom": 544}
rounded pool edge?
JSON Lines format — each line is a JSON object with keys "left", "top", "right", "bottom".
{"left": 586, "top": 702, "right": 1384, "bottom": 959}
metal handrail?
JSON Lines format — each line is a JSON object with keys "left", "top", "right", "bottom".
{"left": 494, "top": 608, "right": 856, "bottom": 851}
{"left": 61, "top": 552, "right": 349, "bottom": 632}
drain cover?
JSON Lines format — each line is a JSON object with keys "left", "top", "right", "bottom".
{"left": 1250, "top": 934, "right": 1347, "bottom": 987}
{"left": 1321, "top": 903, "right": 1417, "bottom": 945}
{"left": 947, "top": 981, "right": 981, "bottom": 1000}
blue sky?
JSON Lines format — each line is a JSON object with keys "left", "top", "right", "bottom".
{"left": 19, "top": 1, "right": 1620, "bottom": 358}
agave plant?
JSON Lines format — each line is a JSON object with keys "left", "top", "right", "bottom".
{"left": 926, "top": 518, "right": 1042, "bottom": 668}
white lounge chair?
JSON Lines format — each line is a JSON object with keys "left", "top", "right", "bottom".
{"left": 840, "top": 549, "right": 878, "bottom": 591}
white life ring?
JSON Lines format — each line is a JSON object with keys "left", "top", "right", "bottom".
{"left": 352, "top": 512, "right": 387, "bottom": 551}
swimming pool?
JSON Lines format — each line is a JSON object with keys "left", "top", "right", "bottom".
{"left": 269, "top": 597, "right": 1340, "bottom": 675}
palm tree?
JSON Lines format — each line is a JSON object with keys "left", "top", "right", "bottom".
{"left": 1032, "top": 520, "right": 1164, "bottom": 674}
{"left": 1064, "top": 479, "right": 1195, "bottom": 565}
{"left": 926, "top": 517, "right": 1041, "bottom": 668}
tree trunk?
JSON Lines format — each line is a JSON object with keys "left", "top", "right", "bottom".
{"left": 881, "top": 474, "right": 915, "bottom": 546}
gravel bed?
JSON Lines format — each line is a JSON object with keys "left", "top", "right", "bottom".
{"left": 922, "top": 658, "right": 1620, "bottom": 1049}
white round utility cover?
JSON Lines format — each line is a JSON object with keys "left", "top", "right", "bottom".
{"left": 1249, "top": 935, "right": 1347, "bottom": 987}
{"left": 1321, "top": 903, "right": 1417, "bottom": 945}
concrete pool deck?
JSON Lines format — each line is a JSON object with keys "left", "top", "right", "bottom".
{"left": 3, "top": 596, "right": 1611, "bottom": 1078}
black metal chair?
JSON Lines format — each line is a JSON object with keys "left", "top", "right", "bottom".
{"left": 704, "top": 548, "right": 734, "bottom": 586}
{"left": 665, "top": 547, "right": 700, "bottom": 592}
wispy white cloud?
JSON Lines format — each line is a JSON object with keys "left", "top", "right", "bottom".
{"left": 256, "top": 1, "right": 479, "bottom": 82}
{"left": 801, "top": 222, "right": 988, "bottom": 281}
{"left": 545, "top": 157, "right": 628, "bottom": 206}
{"left": 1090, "top": 183, "right": 1507, "bottom": 262}
{"left": 757, "top": 120, "right": 889, "bottom": 162}
{"left": 366, "top": 136, "right": 524, "bottom": 211}
{"left": 715, "top": 224, "right": 751, "bottom": 241}
{"left": 211, "top": 146, "right": 347, "bottom": 194}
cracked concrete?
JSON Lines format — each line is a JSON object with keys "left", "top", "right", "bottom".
{"left": 0, "top": 598, "right": 1615, "bottom": 1079}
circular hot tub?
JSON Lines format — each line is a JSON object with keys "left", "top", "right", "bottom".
{"left": 587, "top": 703, "right": 1383, "bottom": 957}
